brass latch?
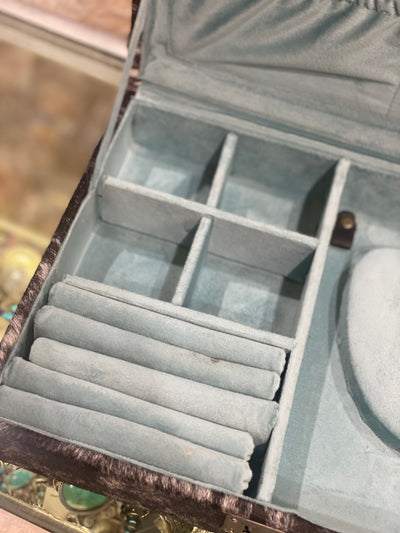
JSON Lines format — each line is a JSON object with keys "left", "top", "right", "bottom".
{"left": 223, "top": 515, "right": 283, "bottom": 533}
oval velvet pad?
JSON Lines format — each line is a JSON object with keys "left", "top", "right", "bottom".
{"left": 339, "top": 248, "right": 400, "bottom": 450}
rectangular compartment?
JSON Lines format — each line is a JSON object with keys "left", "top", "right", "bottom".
{"left": 219, "top": 134, "right": 338, "bottom": 236}
{"left": 76, "top": 220, "right": 198, "bottom": 301}
{"left": 268, "top": 165, "right": 400, "bottom": 532}
{"left": 183, "top": 218, "right": 316, "bottom": 337}
{"left": 189, "top": 255, "right": 303, "bottom": 335}
{"left": 103, "top": 101, "right": 228, "bottom": 203}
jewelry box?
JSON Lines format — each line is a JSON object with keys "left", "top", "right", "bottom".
{"left": 1, "top": 1, "right": 400, "bottom": 532}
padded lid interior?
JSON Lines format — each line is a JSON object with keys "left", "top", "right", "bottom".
{"left": 139, "top": 0, "right": 400, "bottom": 162}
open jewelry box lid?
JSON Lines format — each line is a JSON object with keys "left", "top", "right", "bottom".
{"left": 130, "top": 0, "right": 400, "bottom": 164}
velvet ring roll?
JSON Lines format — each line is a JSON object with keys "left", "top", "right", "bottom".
{"left": 49, "top": 278, "right": 286, "bottom": 373}
{"left": 0, "top": 386, "right": 252, "bottom": 493}
{"left": 29, "top": 337, "right": 278, "bottom": 445}
{"left": 34, "top": 306, "right": 280, "bottom": 400}
{"left": 5, "top": 358, "right": 254, "bottom": 460}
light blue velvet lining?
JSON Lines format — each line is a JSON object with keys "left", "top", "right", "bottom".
{"left": 0, "top": 0, "right": 399, "bottom": 520}
{"left": 76, "top": 221, "right": 190, "bottom": 301}
{"left": 271, "top": 164, "right": 400, "bottom": 532}
{"left": 103, "top": 98, "right": 337, "bottom": 237}
{"left": 104, "top": 104, "right": 227, "bottom": 202}
{"left": 338, "top": 248, "right": 400, "bottom": 451}
{"left": 49, "top": 279, "right": 287, "bottom": 372}
{"left": 140, "top": 0, "right": 400, "bottom": 161}
{"left": 186, "top": 253, "right": 303, "bottom": 336}
{"left": 5, "top": 358, "right": 254, "bottom": 459}
{"left": 34, "top": 306, "right": 280, "bottom": 400}
{"left": 27, "top": 336, "right": 278, "bottom": 446}
{"left": 0, "top": 386, "right": 252, "bottom": 493}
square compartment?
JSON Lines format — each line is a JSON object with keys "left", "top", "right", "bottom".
{"left": 184, "top": 220, "right": 314, "bottom": 336}
{"left": 219, "top": 135, "right": 337, "bottom": 236}
{"left": 103, "top": 102, "right": 227, "bottom": 203}
{"left": 76, "top": 221, "right": 195, "bottom": 301}
{"left": 188, "top": 255, "right": 303, "bottom": 336}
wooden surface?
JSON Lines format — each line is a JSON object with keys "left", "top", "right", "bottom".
{"left": 18, "top": 0, "right": 131, "bottom": 39}
{"left": 0, "top": 41, "right": 117, "bottom": 239}
{"left": 0, "top": 0, "right": 134, "bottom": 239}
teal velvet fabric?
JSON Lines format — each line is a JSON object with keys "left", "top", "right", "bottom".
{"left": 140, "top": 0, "right": 400, "bottom": 161}
{"left": 5, "top": 358, "right": 254, "bottom": 459}
{"left": 338, "top": 247, "right": 400, "bottom": 451}
{"left": 104, "top": 103, "right": 228, "bottom": 203}
{"left": 186, "top": 252, "right": 302, "bottom": 336}
{"left": 0, "top": 386, "right": 252, "bottom": 493}
{"left": 49, "top": 279, "right": 287, "bottom": 373}
{"left": 1, "top": 0, "right": 399, "bottom": 518}
{"left": 28, "top": 337, "right": 278, "bottom": 445}
{"left": 33, "top": 307, "right": 280, "bottom": 400}
{"left": 102, "top": 103, "right": 337, "bottom": 237}
{"left": 272, "top": 246, "right": 400, "bottom": 532}
{"left": 76, "top": 221, "right": 189, "bottom": 301}
{"left": 172, "top": 216, "right": 214, "bottom": 306}
{"left": 270, "top": 163, "right": 400, "bottom": 532}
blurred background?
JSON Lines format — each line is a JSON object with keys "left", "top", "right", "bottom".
{"left": 0, "top": 5, "right": 212, "bottom": 533}
{"left": 0, "top": 0, "right": 132, "bottom": 338}
{"left": 0, "top": 4, "right": 172, "bottom": 533}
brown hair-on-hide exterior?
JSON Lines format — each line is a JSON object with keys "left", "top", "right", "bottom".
{"left": 0, "top": 420, "right": 335, "bottom": 533}
{"left": 0, "top": 147, "right": 95, "bottom": 374}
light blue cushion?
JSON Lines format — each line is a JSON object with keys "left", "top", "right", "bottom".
{"left": 338, "top": 248, "right": 400, "bottom": 451}
{"left": 49, "top": 279, "right": 287, "bottom": 373}
{"left": 5, "top": 357, "right": 254, "bottom": 459}
{"left": 34, "top": 306, "right": 280, "bottom": 400}
{"left": 0, "top": 386, "right": 252, "bottom": 492}
{"left": 28, "top": 337, "right": 279, "bottom": 446}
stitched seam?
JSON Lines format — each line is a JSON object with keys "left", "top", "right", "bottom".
{"left": 334, "top": 0, "right": 400, "bottom": 17}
